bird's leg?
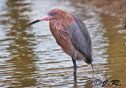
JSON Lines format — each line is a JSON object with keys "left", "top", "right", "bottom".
{"left": 72, "top": 51, "right": 77, "bottom": 81}
{"left": 72, "top": 58, "right": 77, "bottom": 80}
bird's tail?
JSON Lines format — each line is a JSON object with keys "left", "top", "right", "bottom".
{"left": 84, "top": 56, "right": 95, "bottom": 73}
{"left": 87, "top": 57, "right": 94, "bottom": 72}
{"left": 91, "top": 63, "right": 95, "bottom": 73}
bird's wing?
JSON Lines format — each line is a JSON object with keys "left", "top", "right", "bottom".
{"left": 64, "top": 14, "right": 93, "bottom": 64}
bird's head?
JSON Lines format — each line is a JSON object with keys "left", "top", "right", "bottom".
{"left": 47, "top": 9, "right": 68, "bottom": 20}
{"left": 29, "top": 8, "right": 73, "bottom": 25}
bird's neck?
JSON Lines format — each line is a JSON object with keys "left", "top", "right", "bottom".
{"left": 50, "top": 16, "right": 74, "bottom": 28}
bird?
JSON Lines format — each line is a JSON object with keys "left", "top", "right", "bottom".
{"left": 29, "top": 8, "right": 94, "bottom": 80}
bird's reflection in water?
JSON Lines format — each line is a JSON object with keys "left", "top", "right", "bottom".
{"left": 72, "top": 74, "right": 95, "bottom": 88}
{"left": 73, "top": 78, "right": 77, "bottom": 88}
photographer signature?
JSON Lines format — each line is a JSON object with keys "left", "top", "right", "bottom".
{"left": 94, "top": 79, "right": 121, "bottom": 87}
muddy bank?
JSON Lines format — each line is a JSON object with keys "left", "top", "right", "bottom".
{"left": 70, "top": 0, "right": 126, "bottom": 27}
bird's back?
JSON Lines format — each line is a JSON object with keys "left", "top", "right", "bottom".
{"left": 68, "top": 14, "right": 93, "bottom": 64}
{"left": 70, "top": 14, "right": 93, "bottom": 64}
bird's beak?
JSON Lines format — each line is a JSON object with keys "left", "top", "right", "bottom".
{"left": 29, "top": 15, "right": 52, "bottom": 25}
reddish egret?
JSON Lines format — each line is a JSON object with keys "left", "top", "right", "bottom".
{"left": 30, "top": 8, "right": 94, "bottom": 80}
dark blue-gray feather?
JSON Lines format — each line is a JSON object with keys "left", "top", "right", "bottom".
{"left": 65, "top": 14, "right": 93, "bottom": 64}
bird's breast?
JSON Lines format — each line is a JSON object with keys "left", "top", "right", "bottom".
{"left": 49, "top": 21, "right": 74, "bottom": 56}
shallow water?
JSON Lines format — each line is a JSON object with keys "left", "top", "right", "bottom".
{"left": 0, "top": 0, "right": 126, "bottom": 88}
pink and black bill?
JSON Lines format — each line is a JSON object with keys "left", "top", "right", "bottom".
{"left": 29, "top": 14, "right": 54, "bottom": 25}
{"left": 29, "top": 20, "right": 40, "bottom": 25}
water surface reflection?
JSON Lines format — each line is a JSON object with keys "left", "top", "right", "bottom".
{"left": 0, "top": 0, "right": 37, "bottom": 87}
{"left": 0, "top": 0, "right": 126, "bottom": 88}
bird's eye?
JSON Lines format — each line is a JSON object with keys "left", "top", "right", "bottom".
{"left": 49, "top": 14, "right": 54, "bottom": 16}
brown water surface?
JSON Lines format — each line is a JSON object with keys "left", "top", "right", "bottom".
{"left": 0, "top": 0, "right": 126, "bottom": 88}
